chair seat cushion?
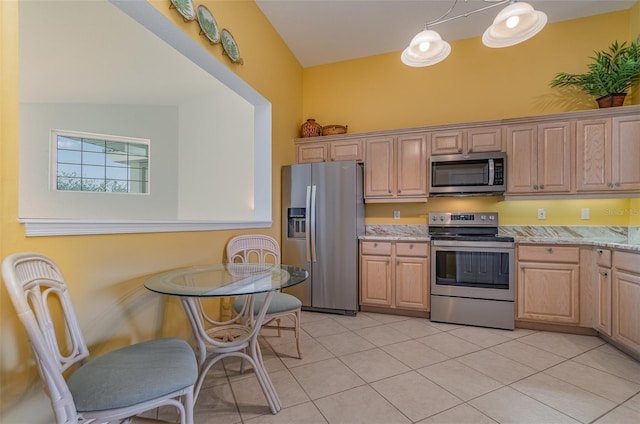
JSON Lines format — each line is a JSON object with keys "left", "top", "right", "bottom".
{"left": 67, "top": 337, "right": 197, "bottom": 412}
{"left": 233, "top": 292, "right": 302, "bottom": 315}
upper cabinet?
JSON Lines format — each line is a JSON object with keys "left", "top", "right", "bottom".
{"left": 576, "top": 115, "right": 640, "bottom": 192}
{"left": 364, "top": 134, "right": 428, "bottom": 202}
{"left": 505, "top": 121, "right": 571, "bottom": 194}
{"left": 295, "top": 137, "right": 364, "bottom": 164}
{"left": 430, "top": 126, "right": 503, "bottom": 155}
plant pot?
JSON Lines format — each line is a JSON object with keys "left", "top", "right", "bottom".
{"left": 596, "top": 93, "right": 626, "bottom": 108}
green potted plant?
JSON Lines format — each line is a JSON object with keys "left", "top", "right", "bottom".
{"left": 550, "top": 35, "right": 640, "bottom": 108}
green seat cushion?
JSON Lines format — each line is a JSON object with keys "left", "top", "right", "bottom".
{"left": 67, "top": 337, "right": 197, "bottom": 412}
{"left": 233, "top": 292, "right": 301, "bottom": 315}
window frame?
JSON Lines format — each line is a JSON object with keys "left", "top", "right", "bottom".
{"left": 51, "top": 129, "right": 151, "bottom": 195}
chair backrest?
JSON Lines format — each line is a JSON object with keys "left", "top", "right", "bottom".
{"left": 2, "top": 252, "right": 88, "bottom": 423}
{"left": 226, "top": 235, "right": 280, "bottom": 265}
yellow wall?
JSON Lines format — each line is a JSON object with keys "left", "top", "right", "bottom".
{"left": 1, "top": 0, "right": 639, "bottom": 421}
{"left": 0, "top": 1, "right": 302, "bottom": 421}
{"left": 303, "top": 9, "right": 639, "bottom": 227}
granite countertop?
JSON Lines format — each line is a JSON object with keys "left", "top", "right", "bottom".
{"left": 360, "top": 225, "right": 640, "bottom": 252}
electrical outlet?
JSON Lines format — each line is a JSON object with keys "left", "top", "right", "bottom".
{"left": 581, "top": 208, "right": 590, "bottom": 220}
{"left": 394, "top": 210, "right": 400, "bottom": 220}
{"left": 537, "top": 208, "right": 546, "bottom": 220}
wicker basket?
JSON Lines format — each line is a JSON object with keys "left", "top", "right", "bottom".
{"left": 322, "top": 124, "right": 348, "bottom": 136}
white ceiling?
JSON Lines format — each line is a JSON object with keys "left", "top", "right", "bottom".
{"left": 255, "top": 0, "right": 637, "bottom": 68}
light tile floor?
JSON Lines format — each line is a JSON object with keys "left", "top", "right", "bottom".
{"left": 157, "top": 311, "right": 640, "bottom": 424}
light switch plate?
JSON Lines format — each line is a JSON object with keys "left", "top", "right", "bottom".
{"left": 537, "top": 208, "right": 546, "bottom": 220}
{"left": 394, "top": 210, "right": 400, "bottom": 220}
{"left": 581, "top": 208, "right": 590, "bottom": 220}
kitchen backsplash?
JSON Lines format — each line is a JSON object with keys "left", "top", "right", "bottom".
{"left": 365, "top": 224, "right": 639, "bottom": 245}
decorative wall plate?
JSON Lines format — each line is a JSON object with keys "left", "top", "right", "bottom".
{"left": 170, "top": 0, "right": 195, "bottom": 22}
{"left": 221, "top": 29, "right": 243, "bottom": 64}
{"left": 197, "top": 5, "right": 220, "bottom": 44}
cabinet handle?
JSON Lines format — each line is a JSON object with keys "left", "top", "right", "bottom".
{"left": 374, "top": 243, "right": 378, "bottom": 248}
{"left": 458, "top": 148, "right": 462, "bottom": 153}
{"left": 409, "top": 244, "right": 413, "bottom": 249}
{"left": 597, "top": 249, "right": 604, "bottom": 255}
{"left": 547, "top": 247, "right": 553, "bottom": 253}
{"left": 520, "top": 265, "right": 525, "bottom": 270}
{"left": 615, "top": 182, "right": 621, "bottom": 187}
{"left": 608, "top": 182, "right": 614, "bottom": 188}
{"left": 540, "top": 184, "right": 545, "bottom": 189}
{"left": 398, "top": 189, "right": 402, "bottom": 193}
{"left": 601, "top": 272, "right": 608, "bottom": 277}
{"left": 533, "top": 184, "right": 538, "bottom": 190}
{"left": 388, "top": 189, "right": 392, "bottom": 193}
{"left": 468, "top": 148, "right": 473, "bottom": 153}
{"left": 396, "top": 261, "right": 400, "bottom": 266}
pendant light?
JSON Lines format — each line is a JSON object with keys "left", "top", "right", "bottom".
{"left": 482, "top": 1, "right": 547, "bottom": 48}
{"left": 402, "top": 0, "right": 546, "bottom": 67}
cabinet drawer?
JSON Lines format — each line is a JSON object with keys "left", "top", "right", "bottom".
{"left": 395, "top": 242, "right": 429, "bottom": 257}
{"left": 595, "top": 248, "right": 612, "bottom": 268}
{"left": 518, "top": 245, "right": 580, "bottom": 263}
{"left": 361, "top": 241, "right": 392, "bottom": 255}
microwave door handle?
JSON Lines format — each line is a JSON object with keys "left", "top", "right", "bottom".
{"left": 488, "top": 159, "right": 495, "bottom": 186}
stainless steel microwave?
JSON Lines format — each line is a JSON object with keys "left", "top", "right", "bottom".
{"left": 429, "top": 152, "right": 506, "bottom": 195}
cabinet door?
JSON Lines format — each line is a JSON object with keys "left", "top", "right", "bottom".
{"left": 395, "top": 256, "right": 429, "bottom": 310}
{"left": 594, "top": 266, "right": 612, "bottom": 336}
{"left": 364, "top": 137, "right": 395, "bottom": 198}
{"left": 517, "top": 262, "right": 580, "bottom": 324}
{"left": 430, "top": 130, "right": 464, "bottom": 155}
{"left": 537, "top": 121, "right": 571, "bottom": 193}
{"left": 361, "top": 255, "right": 392, "bottom": 306}
{"left": 612, "top": 266, "right": 640, "bottom": 353}
{"left": 330, "top": 139, "right": 364, "bottom": 162}
{"left": 297, "top": 142, "right": 327, "bottom": 163}
{"left": 506, "top": 124, "right": 538, "bottom": 193}
{"left": 396, "top": 134, "right": 428, "bottom": 197}
{"left": 467, "top": 126, "right": 503, "bottom": 153}
{"left": 575, "top": 118, "right": 611, "bottom": 191}
{"left": 612, "top": 115, "right": 640, "bottom": 191}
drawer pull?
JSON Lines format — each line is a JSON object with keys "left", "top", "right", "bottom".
{"left": 409, "top": 244, "right": 414, "bottom": 249}
{"left": 601, "top": 272, "right": 608, "bottom": 277}
{"left": 374, "top": 243, "right": 378, "bottom": 248}
{"left": 597, "top": 249, "right": 604, "bottom": 255}
{"left": 547, "top": 248, "right": 553, "bottom": 253}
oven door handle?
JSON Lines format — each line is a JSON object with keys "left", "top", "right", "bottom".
{"left": 431, "top": 240, "right": 514, "bottom": 248}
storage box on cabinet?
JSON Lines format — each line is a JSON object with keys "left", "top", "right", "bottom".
{"left": 517, "top": 245, "right": 580, "bottom": 324}
{"left": 360, "top": 240, "right": 429, "bottom": 312}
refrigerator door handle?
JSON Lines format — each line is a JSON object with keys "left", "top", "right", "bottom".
{"left": 305, "top": 185, "right": 312, "bottom": 262}
{"left": 310, "top": 184, "right": 317, "bottom": 262}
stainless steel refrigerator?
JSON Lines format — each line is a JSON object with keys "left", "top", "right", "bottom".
{"left": 281, "top": 161, "right": 364, "bottom": 315}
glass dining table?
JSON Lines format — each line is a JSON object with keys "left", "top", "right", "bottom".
{"left": 145, "top": 263, "right": 309, "bottom": 414}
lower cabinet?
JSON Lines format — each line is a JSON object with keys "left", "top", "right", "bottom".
{"left": 360, "top": 240, "right": 429, "bottom": 312}
{"left": 593, "top": 248, "right": 612, "bottom": 336}
{"left": 612, "top": 250, "right": 640, "bottom": 353}
{"left": 516, "top": 245, "right": 580, "bottom": 324}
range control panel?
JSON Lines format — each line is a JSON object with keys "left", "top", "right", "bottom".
{"left": 429, "top": 212, "right": 499, "bottom": 227}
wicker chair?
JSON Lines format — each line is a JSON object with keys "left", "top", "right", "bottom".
{"left": 227, "top": 235, "right": 303, "bottom": 359}
{"left": 1, "top": 252, "right": 197, "bottom": 424}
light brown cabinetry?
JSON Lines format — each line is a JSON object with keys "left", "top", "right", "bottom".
{"left": 505, "top": 121, "right": 571, "bottom": 194}
{"left": 360, "top": 240, "right": 429, "bottom": 311}
{"left": 612, "top": 250, "right": 640, "bottom": 353}
{"left": 575, "top": 115, "right": 640, "bottom": 192}
{"left": 517, "top": 245, "right": 580, "bottom": 324}
{"left": 364, "top": 134, "right": 428, "bottom": 202}
{"left": 593, "top": 248, "right": 612, "bottom": 336}
{"left": 295, "top": 138, "right": 364, "bottom": 164}
{"left": 430, "top": 126, "right": 503, "bottom": 155}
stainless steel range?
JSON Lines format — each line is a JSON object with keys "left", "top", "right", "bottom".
{"left": 429, "top": 212, "right": 515, "bottom": 330}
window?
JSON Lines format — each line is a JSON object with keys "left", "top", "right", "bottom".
{"left": 53, "top": 130, "right": 149, "bottom": 194}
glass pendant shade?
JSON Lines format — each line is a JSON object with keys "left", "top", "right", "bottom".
{"left": 401, "top": 29, "right": 451, "bottom": 67}
{"left": 482, "top": 2, "right": 547, "bottom": 48}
